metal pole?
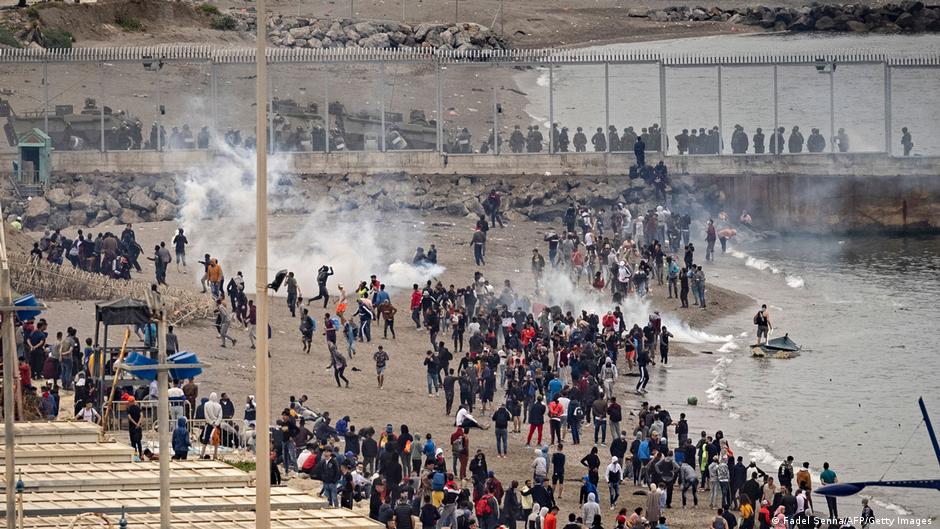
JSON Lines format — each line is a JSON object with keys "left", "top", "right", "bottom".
{"left": 402, "top": 0, "right": 405, "bottom": 22}
{"left": 604, "top": 62, "right": 609, "bottom": 153}
{"left": 255, "top": 0, "right": 272, "bottom": 524}
{"left": 829, "top": 68, "right": 835, "bottom": 153}
{"left": 884, "top": 63, "right": 892, "bottom": 155}
{"left": 492, "top": 70, "right": 498, "bottom": 156}
{"left": 380, "top": 63, "right": 386, "bottom": 152}
{"left": 773, "top": 65, "right": 778, "bottom": 156}
{"left": 157, "top": 311, "right": 170, "bottom": 529}
{"left": 350, "top": 0, "right": 354, "bottom": 18}
{"left": 156, "top": 66, "right": 162, "bottom": 152}
{"left": 455, "top": 0, "right": 459, "bottom": 23}
{"left": 210, "top": 62, "right": 219, "bottom": 143}
{"left": 548, "top": 65, "right": 554, "bottom": 154}
{"left": 1, "top": 201, "right": 18, "bottom": 529}
{"left": 717, "top": 65, "right": 723, "bottom": 155}
{"left": 436, "top": 64, "right": 443, "bottom": 153}
{"left": 324, "top": 76, "right": 330, "bottom": 153}
{"left": 99, "top": 62, "right": 106, "bottom": 152}
{"left": 43, "top": 61, "right": 49, "bottom": 133}
{"left": 659, "top": 61, "right": 667, "bottom": 155}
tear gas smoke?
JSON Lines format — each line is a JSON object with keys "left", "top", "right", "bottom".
{"left": 534, "top": 268, "right": 731, "bottom": 345}
{"left": 175, "top": 141, "right": 443, "bottom": 293}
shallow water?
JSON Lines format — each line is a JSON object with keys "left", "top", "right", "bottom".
{"left": 684, "top": 234, "right": 940, "bottom": 520}
{"left": 516, "top": 33, "right": 940, "bottom": 155}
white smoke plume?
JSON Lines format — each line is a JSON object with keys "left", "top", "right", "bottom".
{"left": 534, "top": 268, "right": 731, "bottom": 345}
{"left": 174, "top": 141, "right": 443, "bottom": 294}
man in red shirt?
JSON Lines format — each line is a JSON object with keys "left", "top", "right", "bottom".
{"left": 410, "top": 284, "right": 423, "bottom": 330}
{"left": 450, "top": 426, "right": 469, "bottom": 479}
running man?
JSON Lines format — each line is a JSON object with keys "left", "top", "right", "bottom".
{"left": 373, "top": 345, "right": 389, "bottom": 389}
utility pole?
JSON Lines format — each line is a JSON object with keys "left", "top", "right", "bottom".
{"left": 1, "top": 201, "right": 18, "bottom": 529}
{"left": 156, "top": 298, "right": 170, "bottom": 529}
{"left": 255, "top": 0, "right": 272, "bottom": 526}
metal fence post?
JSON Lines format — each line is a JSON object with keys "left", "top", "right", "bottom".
{"left": 548, "top": 65, "right": 554, "bottom": 154}
{"left": 100, "top": 62, "right": 106, "bottom": 152}
{"left": 773, "top": 64, "right": 778, "bottom": 156}
{"left": 604, "top": 62, "right": 609, "bottom": 153}
{"left": 884, "top": 62, "right": 892, "bottom": 155}
{"left": 717, "top": 65, "right": 723, "bottom": 155}
{"left": 42, "top": 60, "right": 49, "bottom": 134}
{"left": 659, "top": 61, "right": 667, "bottom": 155}
{"left": 829, "top": 67, "right": 835, "bottom": 153}
{"left": 210, "top": 61, "right": 218, "bottom": 142}
{"left": 436, "top": 62, "right": 444, "bottom": 153}
{"left": 325, "top": 75, "right": 330, "bottom": 153}
{"left": 379, "top": 63, "right": 386, "bottom": 152}
{"left": 492, "top": 66, "right": 499, "bottom": 156}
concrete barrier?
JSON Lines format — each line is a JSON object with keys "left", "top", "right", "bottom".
{"left": 2, "top": 149, "right": 938, "bottom": 177}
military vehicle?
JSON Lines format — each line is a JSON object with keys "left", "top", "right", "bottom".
{"left": 1, "top": 98, "right": 143, "bottom": 151}
{"left": 269, "top": 98, "right": 443, "bottom": 152}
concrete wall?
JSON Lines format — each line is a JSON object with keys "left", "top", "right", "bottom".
{"left": 3, "top": 150, "right": 939, "bottom": 178}
{"left": 698, "top": 173, "right": 940, "bottom": 234}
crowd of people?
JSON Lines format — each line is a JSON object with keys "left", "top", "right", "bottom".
{"left": 11, "top": 172, "right": 878, "bottom": 529}
{"left": 28, "top": 223, "right": 191, "bottom": 285}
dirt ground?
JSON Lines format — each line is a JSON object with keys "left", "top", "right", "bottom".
{"left": 28, "top": 210, "right": 750, "bottom": 529}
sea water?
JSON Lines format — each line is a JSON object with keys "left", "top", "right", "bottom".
{"left": 695, "top": 235, "right": 940, "bottom": 520}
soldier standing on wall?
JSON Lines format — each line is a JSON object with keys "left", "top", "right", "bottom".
{"left": 901, "top": 127, "right": 913, "bottom": 156}
{"left": 752, "top": 128, "right": 765, "bottom": 154}
{"left": 573, "top": 127, "right": 587, "bottom": 152}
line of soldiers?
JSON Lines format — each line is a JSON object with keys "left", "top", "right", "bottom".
{"left": 674, "top": 125, "right": 850, "bottom": 155}
{"left": 492, "top": 123, "right": 664, "bottom": 154}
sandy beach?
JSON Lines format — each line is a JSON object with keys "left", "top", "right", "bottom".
{"left": 20, "top": 207, "right": 754, "bottom": 529}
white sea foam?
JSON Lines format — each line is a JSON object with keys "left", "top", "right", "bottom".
{"left": 729, "top": 250, "right": 804, "bottom": 289}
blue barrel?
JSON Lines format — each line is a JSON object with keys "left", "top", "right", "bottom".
{"left": 13, "top": 294, "right": 43, "bottom": 322}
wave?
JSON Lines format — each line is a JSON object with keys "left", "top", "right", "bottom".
{"left": 728, "top": 249, "right": 804, "bottom": 289}
{"left": 731, "top": 438, "right": 912, "bottom": 516}
{"left": 706, "top": 356, "right": 734, "bottom": 409}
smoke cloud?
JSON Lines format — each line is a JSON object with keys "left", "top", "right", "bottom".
{"left": 534, "top": 268, "right": 731, "bottom": 345}
{"left": 174, "top": 140, "right": 443, "bottom": 294}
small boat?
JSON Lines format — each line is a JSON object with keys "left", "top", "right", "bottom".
{"left": 751, "top": 333, "right": 801, "bottom": 359}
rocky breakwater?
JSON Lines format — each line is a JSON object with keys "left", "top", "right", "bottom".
{"left": 13, "top": 174, "right": 181, "bottom": 231}
{"left": 240, "top": 12, "right": 509, "bottom": 50}
{"left": 9, "top": 171, "right": 703, "bottom": 231}
{"left": 633, "top": 2, "right": 940, "bottom": 33}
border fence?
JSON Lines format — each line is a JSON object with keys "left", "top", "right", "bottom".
{"left": 2, "top": 46, "right": 939, "bottom": 158}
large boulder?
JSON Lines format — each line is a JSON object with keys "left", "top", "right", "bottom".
{"left": 70, "top": 192, "right": 98, "bottom": 211}
{"left": 24, "top": 196, "right": 50, "bottom": 227}
{"left": 128, "top": 188, "right": 156, "bottom": 212}
{"left": 360, "top": 32, "right": 390, "bottom": 48}
{"left": 44, "top": 187, "right": 71, "bottom": 208}
{"left": 814, "top": 16, "right": 836, "bottom": 30}
{"left": 154, "top": 199, "right": 176, "bottom": 221}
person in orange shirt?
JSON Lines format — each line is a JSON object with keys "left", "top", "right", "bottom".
{"left": 544, "top": 506, "right": 559, "bottom": 529}
{"left": 547, "top": 398, "right": 565, "bottom": 445}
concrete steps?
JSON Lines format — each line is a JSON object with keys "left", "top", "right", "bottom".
{"left": 0, "top": 508, "right": 381, "bottom": 529}
{"left": 0, "top": 486, "right": 327, "bottom": 516}
{"left": 0, "top": 442, "right": 135, "bottom": 464}
{"left": 0, "top": 460, "right": 251, "bottom": 492}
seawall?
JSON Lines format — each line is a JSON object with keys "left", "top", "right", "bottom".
{"left": 3, "top": 150, "right": 940, "bottom": 178}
